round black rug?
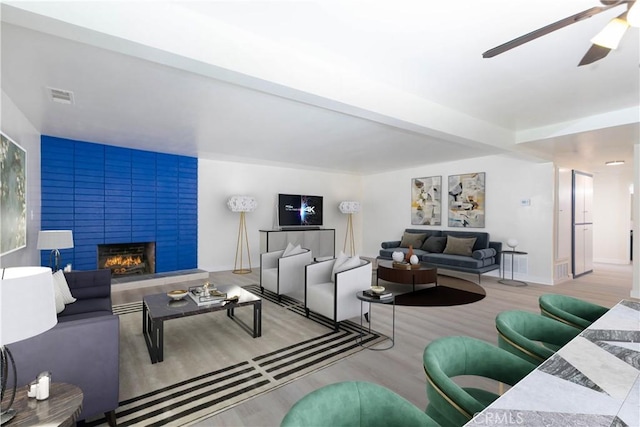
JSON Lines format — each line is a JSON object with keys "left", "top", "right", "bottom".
{"left": 392, "top": 275, "right": 486, "bottom": 307}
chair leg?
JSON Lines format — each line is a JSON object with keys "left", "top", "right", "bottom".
{"left": 278, "top": 295, "right": 282, "bottom": 303}
{"left": 334, "top": 321, "right": 340, "bottom": 332}
{"left": 105, "top": 410, "right": 118, "bottom": 427}
{"left": 305, "top": 308, "right": 310, "bottom": 317}
{"left": 260, "top": 286, "right": 264, "bottom": 294}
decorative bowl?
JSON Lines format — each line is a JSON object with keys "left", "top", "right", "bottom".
{"left": 167, "top": 289, "right": 188, "bottom": 300}
{"left": 370, "top": 285, "right": 385, "bottom": 294}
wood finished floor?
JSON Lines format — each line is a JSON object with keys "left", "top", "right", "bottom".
{"left": 112, "top": 263, "right": 635, "bottom": 427}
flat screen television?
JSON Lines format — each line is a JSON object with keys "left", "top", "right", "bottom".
{"left": 278, "top": 194, "right": 323, "bottom": 228}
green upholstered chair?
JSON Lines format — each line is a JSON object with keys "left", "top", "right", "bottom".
{"left": 495, "top": 310, "right": 581, "bottom": 365}
{"left": 423, "top": 336, "right": 535, "bottom": 427}
{"left": 539, "top": 294, "right": 609, "bottom": 330}
{"left": 280, "top": 381, "right": 440, "bottom": 427}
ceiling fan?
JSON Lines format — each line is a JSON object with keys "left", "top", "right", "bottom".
{"left": 483, "top": 0, "right": 639, "bottom": 66}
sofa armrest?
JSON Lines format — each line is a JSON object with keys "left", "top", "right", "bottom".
{"left": 381, "top": 240, "right": 401, "bottom": 249}
{"left": 8, "top": 314, "right": 120, "bottom": 422}
{"left": 489, "top": 241, "right": 502, "bottom": 265}
{"left": 261, "top": 249, "right": 285, "bottom": 269}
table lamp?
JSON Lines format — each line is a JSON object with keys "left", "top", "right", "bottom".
{"left": 227, "top": 196, "right": 258, "bottom": 274}
{"left": 339, "top": 201, "right": 361, "bottom": 257}
{"left": 37, "top": 230, "right": 74, "bottom": 272}
{"left": 1, "top": 267, "right": 57, "bottom": 424}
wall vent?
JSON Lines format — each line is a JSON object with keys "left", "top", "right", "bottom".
{"left": 47, "top": 87, "right": 74, "bottom": 104}
{"left": 554, "top": 262, "right": 570, "bottom": 281}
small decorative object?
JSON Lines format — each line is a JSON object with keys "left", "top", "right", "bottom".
{"left": 507, "top": 238, "right": 518, "bottom": 250}
{"left": 392, "top": 251, "right": 404, "bottom": 263}
{"left": 409, "top": 254, "right": 419, "bottom": 265}
{"left": 167, "top": 289, "right": 188, "bottom": 301}
{"left": 392, "top": 261, "right": 411, "bottom": 270}
{"left": 370, "top": 285, "right": 385, "bottom": 294}
{"left": 405, "top": 245, "right": 414, "bottom": 263}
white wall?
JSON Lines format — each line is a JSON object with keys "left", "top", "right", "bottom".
{"left": 198, "top": 159, "right": 363, "bottom": 271}
{"left": 593, "top": 167, "right": 634, "bottom": 264}
{"left": 362, "top": 155, "right": 556, "bottom": 285}
{"left": 0, "top": 91, "right": 42, "bottom": 268}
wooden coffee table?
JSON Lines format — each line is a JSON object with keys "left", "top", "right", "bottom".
{"left": 142, "top": 284, "right": 262, "bottom": 363}
{"left": 376, "top": 260, "right": 438, "bottom": 292}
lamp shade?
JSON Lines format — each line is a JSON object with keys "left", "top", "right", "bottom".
{"left": 339, "top": 201, "right": 361, "bottom": 214}
{"left": 0, "top": 266, "right": 57, "bottom": 345}
{"left": 591, "top": 18, "right": 629, "bottom": 49}
{"left": 37, "top": 230, "right": 74, "bottom": 250}
{"left": 507, "top": 238, "right": 519, "bottom": 249}
{"left": 227, "top": 196, "right": 258, "bottom": 212}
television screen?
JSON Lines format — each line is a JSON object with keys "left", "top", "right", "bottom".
{"left": 278, "top": 194, "right": 323, "bottom": 227}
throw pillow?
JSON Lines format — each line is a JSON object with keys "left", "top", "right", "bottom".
{"left": 53, "top": 270, "right": 77, "bottom": 304}
{"left": 282, "top": 243, "right": 305, "bottom": 257}
{"left": 331, "top": 251, "right": 350, "bottom": 280}
{"left": 332, "top": 254, "right": 361, "bottom": 282}
{"left": 443, "top": 236, "right": 477, "bottom": 257}
{"left": 400, "top": 232, "right": 427, "bottom": 248}
{"left": 53, "top": 283, "right": 65, "bottom": 314}
{"left": 421, "top": 236, "right": 447, "bottom": 253}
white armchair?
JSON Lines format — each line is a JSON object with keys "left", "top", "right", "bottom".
{"left": 305, "top": 257, "right": 372, "bottom": 331}
{"left": 260, "top": 247, "right": 313, "bottom": 302}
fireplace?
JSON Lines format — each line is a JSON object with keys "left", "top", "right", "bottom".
{"left": 97, "top": 242, "right": 156, "bottom": 277}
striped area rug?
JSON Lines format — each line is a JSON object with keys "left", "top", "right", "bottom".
{"left": 89, "top": 285, "right": 384, "bottom": 426}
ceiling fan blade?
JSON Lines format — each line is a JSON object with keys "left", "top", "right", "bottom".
{"left": 578, "top": 44, "right": 612, "bottom": 65}
{"left": 483, "top": 2, "right": 626, "bottom": 58}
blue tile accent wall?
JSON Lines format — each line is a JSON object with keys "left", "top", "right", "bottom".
{"left": 41, "top": 136, "right": 198, "bottom": 272}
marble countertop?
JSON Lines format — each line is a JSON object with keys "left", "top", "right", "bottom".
{"left": 467, "top": 300, "right": 640, "bottom": 427}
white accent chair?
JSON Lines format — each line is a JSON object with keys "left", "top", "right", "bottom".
{"left": 305, "top": 258, "right": 372, "bottom": 331}
{"left": 260, "top": 248, "right": 313, "bottom": 302}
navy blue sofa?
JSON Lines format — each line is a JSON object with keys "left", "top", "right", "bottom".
{"left": 8, "top": 269, "right": 119, "bottom": 426}
{"left": 379, "top": 229, "right": 502, "bottom": 283}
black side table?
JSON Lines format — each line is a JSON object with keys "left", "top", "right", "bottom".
{"left": 356, "top": 291, "right": 395, "bottom": 350}
{"left": 499, "top": 250, "right": 528, "bottom": 287}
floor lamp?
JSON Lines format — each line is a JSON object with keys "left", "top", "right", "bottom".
{"left": 227, "top": 196, "right": 257, "bottom": 274}
{"left": 339, "top": 201, "right": 361, "bottom": 257}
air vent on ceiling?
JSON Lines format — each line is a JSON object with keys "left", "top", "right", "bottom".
{"left": 47, "top": 87, "right": 74, "bottom": 105}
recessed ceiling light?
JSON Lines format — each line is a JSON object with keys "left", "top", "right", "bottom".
{"left": 605, "top": 160, "right": 625, "bottom": 166}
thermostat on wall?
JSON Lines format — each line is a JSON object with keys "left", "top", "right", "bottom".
{"left": 520, "top": 199, "right": 531, "bottom": 206}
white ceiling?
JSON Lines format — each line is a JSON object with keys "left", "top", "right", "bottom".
{"left": 1, "top": 1, "right": 638, "bottom": 175}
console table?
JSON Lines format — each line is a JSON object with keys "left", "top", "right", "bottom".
{"left": 260, "top": 229, "right": 335, "bottom": 260}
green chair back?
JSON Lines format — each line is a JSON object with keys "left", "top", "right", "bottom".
{"left": 539, "top": 294, "right": 608, "bottom": 330}
{"left": 423, "top": 336, "right": 535, "bottom": 427}
{"left": 495, "top": 310, "right": 581, "bottom": 365}
{"left": 280, "top": 381, "right": 440, "bottom": 427}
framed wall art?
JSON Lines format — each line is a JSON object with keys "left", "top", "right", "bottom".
{"left": 448, "top": 172, "right": 485, "bottom": 228}
{"left": 411, "top": 176, "right": 441, "bottom": 225}
{"left": 1, "top": 132, "right": 27, "bottom": 255}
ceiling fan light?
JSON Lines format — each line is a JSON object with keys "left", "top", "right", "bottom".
{"left": 591, "top": 18, "right": 629, "bottom": 49}
{"left": 627, "top": 1, "right": 640, "bottom": 27}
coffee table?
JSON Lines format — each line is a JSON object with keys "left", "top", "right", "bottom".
{"left": 376, "top": 260, "right": 437, "bottom": 292}
{"left": 142, "top": 284, "right": 262, "bottom": 363}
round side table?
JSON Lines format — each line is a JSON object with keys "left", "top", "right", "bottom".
{"left": 356, "top": 291, "right": 395, "bottom": 350}
{"left": 0, "top": 382, "right": 83, "bottom": 427}
{"left": 499, "top": 250, "right": 528, "bottom": 287}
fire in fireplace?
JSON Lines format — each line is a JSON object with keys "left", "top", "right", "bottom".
{"left": 98, "top": 242, "right": 155, "bottom": 277}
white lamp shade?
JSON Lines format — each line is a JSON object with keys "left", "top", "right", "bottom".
{"left": 1, "top": 267, "right": 58, "bottom": 345}
{"left": 339, "top": 201, "right": 361, "bottom": 214}
{"left": 591, "top": 18, "right": 629, "bottom": 49}
{"left": 37, "top": 230, "right": 74, "bottom": 250}
{"left": 227, "top": 196, "right": 257, "bottom": 212}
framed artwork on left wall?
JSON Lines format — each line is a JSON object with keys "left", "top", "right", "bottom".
{"left": 0, "top": 131, "right": 27, "bottom": 255}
